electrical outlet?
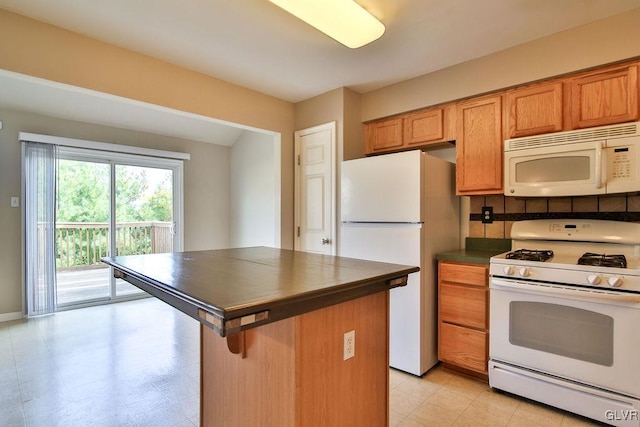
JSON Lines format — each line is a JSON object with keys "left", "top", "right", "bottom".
{"left": 482, "top": 206, "right": 493, "bottom": 224}
{"left": 343, "top": 330, "right": 355, "bottom": 360}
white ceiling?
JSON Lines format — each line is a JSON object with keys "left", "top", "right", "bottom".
{"left": 1, "top": 0, "right": 639, "bottom": 145}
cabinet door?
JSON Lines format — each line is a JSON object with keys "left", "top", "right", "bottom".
{"left": 439, "top": 323, "right": 487, "bottom": 374}
{"left": 404, "top": 108, "right": 443, "bottom": 146}
{"left": 365, "top": 118, "right": 403, "bottom": 153}
{"left": 506, "top": 82, "right": 563, "bottom": 138}
{"left": 456, "top": 95, "right": 503, "bottom": 195}
{"left": 439, "top": 283, "right": 487, "bottom": 329}
{"left": 571, "top": 64, "right": 639, "bottom": 129}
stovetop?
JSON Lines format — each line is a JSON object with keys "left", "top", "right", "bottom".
{"left": 502, "top": 249, "right": 632, "bottom": 269}
{"left": 577, "top": 253, "right": 627, "bottom": 268}
{"left": 489, "top": 219, "right": 640, "bottom": 293}
{"left": 506, "top": 249, "right": 554, "bottom": 262}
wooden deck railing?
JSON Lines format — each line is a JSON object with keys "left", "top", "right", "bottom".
{"left": 54, "top": 222, "right": 173, "bottom": 270}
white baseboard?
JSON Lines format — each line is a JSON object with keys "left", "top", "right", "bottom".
{"left": 0, "top": 311, "right": 23, "bottom": 323}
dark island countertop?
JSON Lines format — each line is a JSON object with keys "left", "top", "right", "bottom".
{"left": 435, "top": 238, "right": 512, "bottom": 264}
{"left": 102, "top": 247, "right": 419, "bottom": 337}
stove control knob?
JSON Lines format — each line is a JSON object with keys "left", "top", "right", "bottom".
{"left": 608, "top": 276, "right": 623, "bottom": 288}
{"left": 587, "top": 274, "right": 602, "bottom": 285}
{"left": 503, "top": 266, "right": 514, "bottom": 275}
{"left": 518, "top": 267, "right": 530, "bottom": 277}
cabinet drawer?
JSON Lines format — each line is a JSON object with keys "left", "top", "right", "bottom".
{"left": 440, "top": 283, "right": 487, "bottom": 329}
{"left": 439, "top": 323, "right": 488, "bottom": 373}
{"left": 439, "top": 262, "right": 487, "bottom": 287}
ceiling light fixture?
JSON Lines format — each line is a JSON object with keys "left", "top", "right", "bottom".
{"left": 268, "top": 0, "right": 385, "bottom": 49}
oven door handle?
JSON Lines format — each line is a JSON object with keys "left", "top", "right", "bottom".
{"left": 491, "top": 278, "right": 640, "bottom": 304}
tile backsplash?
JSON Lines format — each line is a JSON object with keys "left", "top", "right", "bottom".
{"left": 469, "top": 194, "right": 640, "bottom": 239}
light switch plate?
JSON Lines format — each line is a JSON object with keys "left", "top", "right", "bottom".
{"left": 10, "top": 197, "right": 19, "bottom": 208}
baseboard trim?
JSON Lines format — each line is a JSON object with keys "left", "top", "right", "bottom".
{"left": 0, "top": 311, "right": 23, "bottom": 323}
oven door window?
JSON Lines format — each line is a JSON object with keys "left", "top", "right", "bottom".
{"left": 509, "top": 301, "right": 613, "bottom": 366}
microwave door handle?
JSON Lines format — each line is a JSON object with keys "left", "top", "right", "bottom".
{"left": 595, "top": 141, "right": 603, "bottom": 189}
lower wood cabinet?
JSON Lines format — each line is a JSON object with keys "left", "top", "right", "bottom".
{"left": 439, "top": 323, "right": 487, "bottom": 374}
{"left": 438, "top": 260, "right": 489, "bottom": 379}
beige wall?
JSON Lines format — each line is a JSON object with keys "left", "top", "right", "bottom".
{"left": 295, "top": 87, "right": 364, "bottom": 162}
{"left": 342, "top": 88, "right": 365, "bottom": 161}
{"left": 0, "top": 8, "right": 296, "bottom": 252}
{"left": 0, "top": 8, "right": 298, "bottom": 317}
{"left": 229, "top": 131, "right": 279, "bottom": 248}
{"left": 0, "top": 108, "right": 233, "bottom": 316}
{"left": 293, "top": 87, "right": 365, "bottom": 248}
{"left": 3, "top": 7, "right": 640, "bottom": 316}
{"left": 295, "top": 88, "right": 344, "bottom": 139}
{"left": 361, "top": 7, "right": 640, "bottom": 121}
{"left": 358, "top": 7, "right": 640, "bottom": 247}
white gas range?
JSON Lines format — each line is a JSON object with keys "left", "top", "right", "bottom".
{"left": 489, "top": 219, "right": 640, "bottom": 427}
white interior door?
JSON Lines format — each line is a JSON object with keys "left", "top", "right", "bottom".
{"left": 294, "top": 122, "right": 336, "bottom": 255}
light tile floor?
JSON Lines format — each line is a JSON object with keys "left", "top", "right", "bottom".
{"left": 1, "top": 298, "right": 603, "bottom": 427}
{"left": 0, "top": 298, "right": 200, "bottom": 426}
{"left": 389, "top": 365, "right": 602, "bottom": 427}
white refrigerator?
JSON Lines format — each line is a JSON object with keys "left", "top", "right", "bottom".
{"left": 340, "top": 150, "right": 460, "bottom": 376}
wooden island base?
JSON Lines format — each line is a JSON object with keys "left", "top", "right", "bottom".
{"left": 201, "top": 291, "right": 390, "bottom": 427}
{"left": 103, "top": 248, "right": 416, "bottom": 427}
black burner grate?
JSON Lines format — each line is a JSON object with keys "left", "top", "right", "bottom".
{"left": 577, "top": 253, "right": 627, "bottom": 268}
{"left": 506, "top": 249, "right": 554, "bottom": 262}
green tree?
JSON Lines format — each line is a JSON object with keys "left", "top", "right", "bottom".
{"left": 57, "top": 160, "right": 110, "bottom": 222}
{"left": 115, "top": 166, "right": 149, "bottom": 222}
{"left": 57, "top": 161, "right": 172, "bottom": 222}
{"left": 140, "top": 174, "right": 173, "bottom": 221}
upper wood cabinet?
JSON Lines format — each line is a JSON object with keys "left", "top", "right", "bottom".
{"left": 505, "top": 81, "right": 564, "bottom": 138}
{"left": 362, "top": 59, "right": 640, "bottom": 196}
{"left": 570, "top": 64, "right": 639, "bottom": 129}
{"left": 365, "top": 104, "right": 455, "bottom": 154}
{"left": 456, "top": 94, "right": 503, "bottom": 195}
{"left": 365, "top": 117, "right": 404, "bottom": 153}
{"left": 404, "top": 108, "right": 443, "bottom": 145}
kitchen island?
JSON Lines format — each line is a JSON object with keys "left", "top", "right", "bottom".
{"left": 102, "top": 247, "right": 418, "bottom": 427}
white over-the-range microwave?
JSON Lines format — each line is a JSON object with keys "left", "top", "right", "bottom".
{"left": 504, "top": 121, "right": 640, "bottom": 197}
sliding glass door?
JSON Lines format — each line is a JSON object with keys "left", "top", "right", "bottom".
{"left": 56, "top": 158, "right": 111, "bottom": 305}
{"left": 54, "top": 149, "right": 182, "bottom": 308}
{"left": 114, "top": 164, "right": 174, "bottom": 297}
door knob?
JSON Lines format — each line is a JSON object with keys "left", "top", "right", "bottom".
{"left": 321, "top": 238, "right": 331, "bottom": 245}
